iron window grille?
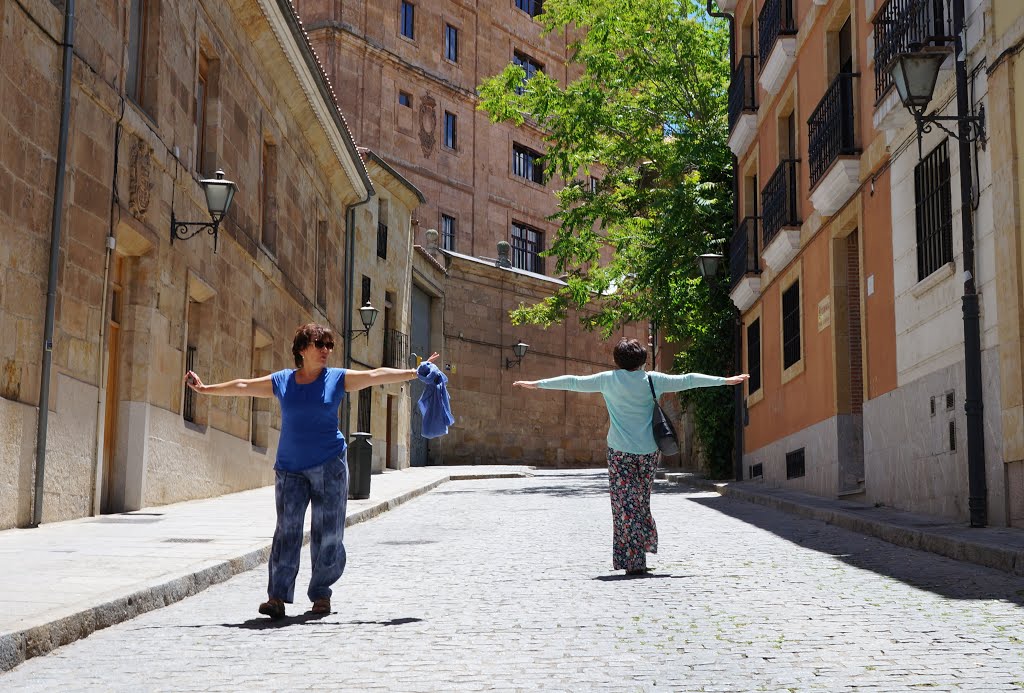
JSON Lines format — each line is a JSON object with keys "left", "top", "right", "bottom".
{"left": 515, "top": 0, "right": 543, "bottom": 18}
{"left": 782, "top": 280, "right": 801, "bottom": 370}
{"left": 730, "top": 216, "right": 761, "bottom": 291}
{"left": 400, "top": 1, "right": 415, "bottom": 39}
{"left": 511, "top": 222, "right": 544, "bottom": 274}
{"left": 512, "top": 143, "right": 544, "bottom": 184}
{"left": 786, "top": 448, "right": 806, "bottom": 479}
{"left": 445, "top": 24, "right": 458, "bottom": 62}
{"left": 444, "top": 112, "right": 457, "bottom": 150}
{"left": 873, "top": 0, "right": 953, "bottom": 104}
{"left": 357, "top": 388, "right": 372, "bottom": 434}
{"left": 747, "top": 318, "right": 762, "bottom": 394}
{"left": 808, "top": 73, "right": 859, "bottom": 188}
{"left": 758, "top": 0, "right": 797, "bottom": 68}
{"left": 914, "top": 140, "right": 953, "bottom": 281}
{"left": 383, "top": 328, "right": 410, "bottom": 369}
{"left": 184, "top": 345, "right": 197, "bottom": 423}
{"left": 761, "top": 159, "right": 800, "bottom": 249}
{"left": 441, "top": 214, "right": 456, "bottom": 251}
{"left": 728, "top": 55, "right": 757, "bottom": 133}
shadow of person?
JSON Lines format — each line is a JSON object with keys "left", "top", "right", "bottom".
{"left": 592, "top": 572, "right": 687, "bottom": 581}
{"left": 219, "top": 610, "right": 332, "bottom": 630}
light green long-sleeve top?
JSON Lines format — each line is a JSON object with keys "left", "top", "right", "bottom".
{"left": 536, "top": 369, "right": 729, "bottom": 455}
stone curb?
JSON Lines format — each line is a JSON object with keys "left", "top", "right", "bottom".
{"left": 0, "top": 471, "right": 530, "bottom": 673}
{"left": 661, "top": 472, "right": 1024, "bottom": 578}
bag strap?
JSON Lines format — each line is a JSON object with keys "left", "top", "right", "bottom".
{"left": 647, "top": 373, "right": 658, "bottom": 403}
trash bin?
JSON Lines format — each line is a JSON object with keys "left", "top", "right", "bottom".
{"left": 348, "top": 432, "right": 372, "bottom": 500}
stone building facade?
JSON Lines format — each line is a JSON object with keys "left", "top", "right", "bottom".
{"left": 0, "top": 0, "right": 403, "bottom": 528}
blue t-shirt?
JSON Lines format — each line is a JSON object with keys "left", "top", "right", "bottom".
{"left": 270, "top": 367, "right": 347, "bottom": 472}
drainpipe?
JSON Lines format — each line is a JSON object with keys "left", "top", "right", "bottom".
{"left": 91, "top": 233, "right": 115, "bottom": 516}
{"left": 32, "top": 0, "right": 76, "bottom": 527}
{"left": 341, "top": 192, "right": 374, "bottom": 437}
{"left": 708, "top": 0, "right": 744, "bottom": 481}
{"left": 952, "top": 0, "right": 987, "bottom": 527}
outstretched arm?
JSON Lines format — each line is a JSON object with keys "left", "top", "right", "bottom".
{"left": 653, "top": 372, "right": 750, "bottom": 393}
{"left": 344, "top": 353, "right": 440, "bottom": 392}
{"left": 185, "top": 371, "right": 275, "bottom": 398}
{"left": 514, "top": 372, "right": 607, "bottom": 393}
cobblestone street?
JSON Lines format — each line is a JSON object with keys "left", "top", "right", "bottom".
{"left": 3, "top": 470, "right": 1024, "bottom": 692}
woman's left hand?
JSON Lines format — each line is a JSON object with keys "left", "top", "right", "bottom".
{"left": 725, "top": 374, "right": 750, "bottom": 385}
{"left": 425, "top": 352, "right": 440, "bottom": 365}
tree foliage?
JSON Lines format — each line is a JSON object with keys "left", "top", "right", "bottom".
{"left": 478, "top": 0, "right": 737, "bottom": 476}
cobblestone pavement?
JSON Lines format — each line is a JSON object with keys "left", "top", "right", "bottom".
{"left": 4, "top": 470, "right": 1024, "bottom": 692}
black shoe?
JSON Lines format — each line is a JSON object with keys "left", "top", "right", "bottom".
{"left": 625, "top": 567, "right": 652, "bottom": 576}
{"left": 259, "top": 598, "right": 285, "bottom": 619}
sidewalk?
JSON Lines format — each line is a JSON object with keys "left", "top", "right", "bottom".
{"left": 0, "top": 465, "right": 533, "bottom": 672}
{"left": 660, "top": 471, "right": 1024, "bottom": 577}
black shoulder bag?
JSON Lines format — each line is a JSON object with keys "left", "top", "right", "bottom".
{"left": 648, "top": 374, "right": 679, "bottom": 456}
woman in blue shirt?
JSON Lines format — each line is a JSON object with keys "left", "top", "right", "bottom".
{"left": 186, "top": 322, "right": 438, "bottom": 618}
{"left": 514, "top": 338, "right": 747, "bottom": 575}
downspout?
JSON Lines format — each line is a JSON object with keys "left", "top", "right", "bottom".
{"left": 32, "top": 0, "right": 76, "bottom": 527}
{"left": 341, "top": 192, "right": 374, "bottom": 437}
{"left": 707, "top": 0, "right": 743, "bottom": 481}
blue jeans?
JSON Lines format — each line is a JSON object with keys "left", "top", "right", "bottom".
{"left": 267, "top": 451, "right": 349, "bottom": 603}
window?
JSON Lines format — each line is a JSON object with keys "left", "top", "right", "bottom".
{"left": 398, "top": 91, "right": 412, "bottom": 107}
{"left": 316, "top": 220, "right": 328, "bottom": 308}
{"left": 260, "top": 139, "right": 277, "bottom": 253}
{"left": 512, "top": 51, "right": 543, "bottom": 94}
{"left": 357, "top": 388, "right": 372, "bottom": 434}
{"left": 786, "top": 448, "right": 806, "bottom": 479}
{"left": 183, "top": 344, "right": 198, "bottom": 423}
{"left": 444, "top": 111, "right": 457, "bottom": 150}
{"left": 361, "top": 275, "right": 372, "bottom": 306}
{"left": 515, "top": 0, "right": 543, "bottom": 17}
{"left": 400, "top": 1, "right": 415, "bottom": 39}
{"left": 127, "top": 0, "right": 156, "bottom": 116}
{"left": 511, "top": 222, "right": 544, "bottom": 274}
{"left": 914, "top": 140, "right": 953, "bottom": 281}
{"left": 747, "top": 318, "right": 761, "bottom": 394}
{"left": 377, "top": 199, "right": 389, "bottom": 260}
{"left": 589, "top": 176, "right": 599, "bottom": 193}
{"left": 195, "top": 52, "right": 209, "bottom": 173}
{"left": 444, "top": 24, "right": 458, "bottom": 62}
{"left": 441, "top": 214, "right": 456, "bottom": 251}
{"left": 782, "top": 280, "right": 801, "bottom": 369}
{"left": 512, "top": 143, "right": 544, "bottom": 184}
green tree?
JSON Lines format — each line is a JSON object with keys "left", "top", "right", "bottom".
{"left": 478, "top": 0, "right": 737, "bottom": 477}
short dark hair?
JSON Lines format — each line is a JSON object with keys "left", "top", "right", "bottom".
{"left": 613, "top": 338, "right": 647, "bottom": 371}
{"left": 292, "top": 323, "right": 334, "bottom": 367}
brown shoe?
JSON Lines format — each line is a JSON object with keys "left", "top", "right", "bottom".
{"left": 311, "top": 598, "right": 331, "bottom": 614}
{"left": 258, "top": 597, "right": 285, "bottom": 619}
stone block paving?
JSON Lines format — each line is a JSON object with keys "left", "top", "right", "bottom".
{"left": 3, "top": 470, "right": 1024, "bottom": 692}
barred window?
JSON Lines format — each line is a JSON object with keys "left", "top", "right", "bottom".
{"left": 782, "top": 280, "right": 801, "bottom": 369}
{"left": 914, "top": 140, "right": 953, "bottom": 281}
{"left": 511, "top": 222, "right": 544, "bottom": 274}
{"left": 441, "top": 214, "right": 456, "bottom": 251}
{"left": 747, "top": 318, "right": 761, "bottom": 393}
{"left": 512, "top": 143, "right": 544, "bottom": 184}
{"left": 357, "top": 388, "right": 372, "bottom": 434}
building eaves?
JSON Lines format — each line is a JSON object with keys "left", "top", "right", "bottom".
{"left": 440, "top": 249, "right": 568, "bottom": 287}
{"left": 358, "top": 148, "right": 427, "bottom": 203}
{"left": 414, "top": 246, "right": 447, "bottom": 273}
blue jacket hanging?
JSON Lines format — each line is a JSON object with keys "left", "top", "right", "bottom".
{"left": 416, "top": 361, "right": 455, "bottom": 438}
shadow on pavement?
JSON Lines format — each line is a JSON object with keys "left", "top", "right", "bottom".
{"left": 687, "top": 494, "right": 1024, "bottom": 606}
{"left": 217, "top": 615, "right": 424, "bottom": 630}
{"left": 593, "top": 572, "right": 689, "bottom": 581}
{"left": 436, "top": 471, "right": 610, "bottom": 498}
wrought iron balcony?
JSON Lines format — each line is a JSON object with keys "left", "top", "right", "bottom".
{"left": 758, "top": 0, "right": 797, "bottom": 69}
{"left": 383, "top": 328, "right": 409, "bottom": 369}
{"left": 873, "top": 0, "right": 953, "bottom": 104}
{"left": 728, "top": 55, "right": 757, "bottom": 133}
{"left": 761, "top": 159, "right": 800, "bottom": 249}
{"left": 729, "top": 216, "right": 761, "bottom": 291}
{"left": 808, "top": 73, "right": 859, "bottom": 189}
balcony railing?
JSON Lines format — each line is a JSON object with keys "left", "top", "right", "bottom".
{"left": 728, "top": 55, "right": 757, "bottom": 132}
{"left": 383, "top": 328, "right": 409, "bottom": 369}
{"left": 729, "top": 216, "right": 761, "bottom": 291}
{"left": 873, "top": 0, "right": 953, "bottom": 104}
{"left": 758, "top": 0, "right": 797, "bottom": 68}
{"left": 761, "top": 159, "right": 800, "bottom": 248}
{"left": 183, "top": 345, "right": 197, "bottom": 423}
{"left": 808, "top": 73, "right": 859, "bottom": 188}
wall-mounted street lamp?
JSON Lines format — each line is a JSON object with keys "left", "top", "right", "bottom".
{"left": 886, "top": 47, "right": 986, "bottom": 158}
{"left": 887, "top": 3, "right": 987, "bottom": 528}
{"left": 505, "top": 340, "right": 529, "bottom": 369}
{"left": 349, "top": 302, "right": 379, "bottom": 339}
{"left": 170, "top": 170, "right": 238, "bottom": 252}
{"left": 696, "top": 253, "right": 724, "bottom": 281}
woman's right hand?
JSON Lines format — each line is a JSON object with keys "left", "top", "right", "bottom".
{"left": 513, "top": 381, "right": 538, "bottom": 389}
{"left": 184, "top": 370, "right": 205, "bottom": 392}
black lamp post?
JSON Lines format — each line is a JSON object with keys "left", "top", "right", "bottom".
{"left": 886, "top": 0, "right": 987, "bottom": 527}
{"left": 696, "top": 252, "right": 744, "bottom": 482}
{"left": 349, "top": 301, "right": 379, "bottom": 339}
{"left": 170, "top": 169, "right": 238, "bottom": 252}
{"left": 505, "top": 341, "right": 529, "bottom": 369}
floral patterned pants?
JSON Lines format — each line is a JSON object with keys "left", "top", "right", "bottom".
{"left": 607, "top": 447, "right": 660, "bottom": 571}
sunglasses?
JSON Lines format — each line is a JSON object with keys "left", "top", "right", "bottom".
{"left": 313, "top": 339, "right": 335, "bottom": 351}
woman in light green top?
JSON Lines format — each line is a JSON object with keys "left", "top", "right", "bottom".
{"left": 515, "top": 338, "right": 748, "bottom": 575}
